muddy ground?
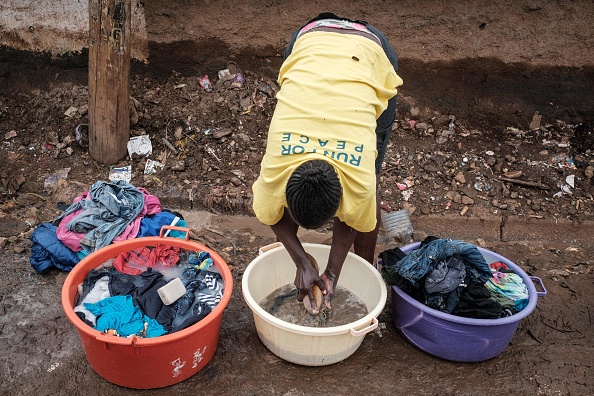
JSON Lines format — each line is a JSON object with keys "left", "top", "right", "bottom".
{"left": 1, "top": 1, "right": 594, "bottom": 395}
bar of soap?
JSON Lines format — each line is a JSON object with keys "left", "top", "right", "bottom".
{"left": 157, "top": 277, "right": 186, "bottom": 305}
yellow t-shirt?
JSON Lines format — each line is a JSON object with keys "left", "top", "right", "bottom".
{"left": 252, "top": 32, "right": 403, "bottom": 232}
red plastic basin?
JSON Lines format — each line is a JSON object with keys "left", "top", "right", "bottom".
{"left": 61, "top": 230, "right": 233, "bottom": 389}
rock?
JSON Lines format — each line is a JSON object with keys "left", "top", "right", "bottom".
{"left": 585, "top": 166, "right": 594, "bottom": 179}
{"left": 459, "top": 186, "right": 477, "bottom": 198}
{"left": 130, "top": 103, "right": 139, "bottom": 125}
{"left": 415, "top": 122, "right": 429, "bottom": 131}
{"left": 169, "top": 160, "right": 186, "bottom": 171}
{"left": 445, "top": 191, "right": 462, "bottom": 203}
{"left": 64, "top": 106, "right": 78, "bottom": 118}
{"left": 13, "top": 246, "right": 25, "bottom": 254}
{"left": 461, "top": 195, "right": 475, "bottom": 205}
{"left": 454, "top": 172, "right": 466, "bottom": 184}
{"left": 235, "top": 132, "right": 250, "bottom": 142}
{"left": 409, "top": 107, "right": 421, "bottom": 118}
{"left": 0, "top": 237, "right": 7, "bottom": 248}
{"left": 504, "top": 170, "right": 523, "bottom": 178}
{"left": 529, "top": 111, "right": 542, "bottom": 130}
{"left": 230, "top": 177, "right": 242, "bottom": 186}
{"left": 213, "top": 128, "right": 233, "bottom": 139}
{"left": 494, "top": 158, "right": 505, "bottom": 173}
{"left": 433, "top": 115, "right": 450, "bottom": 128}
{"left": 174, "top": 125, "right": 183, "bottom": 139}
{"left": 48, "top": 179, "right": 90, "bottom": 208}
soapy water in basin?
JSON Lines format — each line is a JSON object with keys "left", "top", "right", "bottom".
{"left": 259, "top": 284, "right": 368, "bottom": 327}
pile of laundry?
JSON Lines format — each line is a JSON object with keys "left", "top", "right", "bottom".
{"left": 74, "top": 246, "right": 224, "bottom": 338}
{"left": 379, "top": 237, "right": 529, "bottom": 319}
{"left": 29, "top": 180, "right": 187, "bottom": 274}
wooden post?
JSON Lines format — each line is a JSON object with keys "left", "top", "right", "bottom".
{"left": 88, "top": 0, "right": 131, "bottom": 164}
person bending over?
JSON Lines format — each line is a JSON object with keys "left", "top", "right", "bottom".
{"left": 252, "top": 13, "right": 403, "bottom": 314}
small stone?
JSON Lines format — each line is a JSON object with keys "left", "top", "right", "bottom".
{"left": 56, "top": 272, "right": 68, "bottom": 286}
{"left": 476, "top": 238, "right": 487, "bottom": 247}
{"left": 169, "top": 160, "right": 185, "bottom": 171}
{"left": 504, "top": 170, "right": 522, "bottom": 179}
{"left": 585, "top": 166, "right": 593, "bottom": 179}
{"left": 174, "top": 125, "right": 183, "bottom": 140}
{"left": 494, "top": 158, "right": 505, "bottom": 173}
{"left": 529, "top": 111, "right": 542, "bottom": 130}
{"left": 421, "top": 206, "right": 431, "bottom": 215}
{"left": 461, "top": 196, "right": 475, "bottom": 205}
{"left": 213, "top": 128, "right": 233, "bottom": 139}
{"left": 433, "top": 115, "right": 450, "bottom": 128}
{"left": 14, "top": 246, "right": 25, "bottom": 254}
{"left": 64, "top": 106, "right": 78, "bottom": 117}
{"left": 415, "top": 122, "right": 429, "bottom": 131}
{"left": 0, "top": 237, "right": 7, "bottom": 248}
{"left": 531, "top": 204, "right": 541, "bottom": 211}
{"left": 230, "top": 177, "right": 242, "bottom": 186}
{"left": 454, "top": 172, "right": 466, "bottom": 184}
{"left": 445, "top": 191, "right": 462, "bottom": 203}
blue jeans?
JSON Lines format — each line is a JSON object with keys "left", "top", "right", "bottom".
{"left": 382, "top": 239, "right": 493, "bottom": 287}
{"left": 284, "top": 12, "right": 399, "bottom": 174}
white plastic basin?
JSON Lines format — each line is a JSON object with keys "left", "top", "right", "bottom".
{"left": 242, "top": 243, "right": 387, "bottom": 366}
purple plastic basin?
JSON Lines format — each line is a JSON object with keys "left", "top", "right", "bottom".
{"left": 391, "top": 242, "right": 546, "bottom": 362}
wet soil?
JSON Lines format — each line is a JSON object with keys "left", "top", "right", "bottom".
{"left": 1, "top": 217, "right": 593, "bottom": 395}
{"left": 1, "top": 2, "right": 594, "bottom": 395}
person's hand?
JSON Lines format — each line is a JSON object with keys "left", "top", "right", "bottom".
{"left": 321, "top": 267, "right": 337, "bottom": 310}
{"left": 294, "top": 256, "right": 326, "bottom": 314}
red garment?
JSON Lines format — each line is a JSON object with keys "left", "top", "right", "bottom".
{"left": 489, "top": 261, "right": 509, "bottom": 271}
{"left": 114, "top": 244, "right": 181, "bottom": 275}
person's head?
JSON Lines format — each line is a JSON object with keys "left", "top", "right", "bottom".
{"left": 286, "top": 160, "right": 342, "bottom": 229}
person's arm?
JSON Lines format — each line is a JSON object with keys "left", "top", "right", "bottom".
{"left": 321, "top": 217, "right": 358, "bottom": 308}
{"left": 270, "top": 209, "right": 326, "bottom": 314}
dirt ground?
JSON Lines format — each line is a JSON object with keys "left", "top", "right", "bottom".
{"left": 1, "top": 1, "right": 593, "bottom": 395}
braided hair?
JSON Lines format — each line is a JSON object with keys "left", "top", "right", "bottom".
{"left": 286, "top": 160, "right": 342, "bottom": 229}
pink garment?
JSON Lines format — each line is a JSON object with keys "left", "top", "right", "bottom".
{"left": 56, "top": 188, "right": 162, "bottom": 252}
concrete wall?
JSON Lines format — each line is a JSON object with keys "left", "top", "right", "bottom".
{"left": 0, "top": 0, "right": 148, "bottom": 60}
{"left": 1, "top": 1, "right": 593, "bottom": 68}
